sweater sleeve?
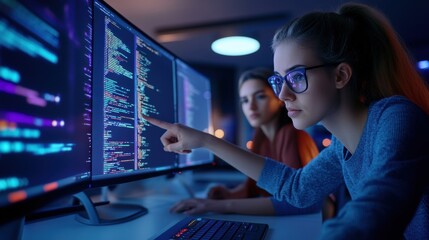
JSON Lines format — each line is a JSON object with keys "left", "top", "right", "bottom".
{"left": 270, "top": 196, "right": 322, "bottom": 215}
{"left": 257, "top": 144, "right": 344, "bottom": 208}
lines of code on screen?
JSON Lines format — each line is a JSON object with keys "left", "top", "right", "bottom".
{"left": 0, "top": 0, "right": 92, "bottom": 206}
{"left": 176, "top": 59, "right": 213, "bottom": 168}
{"left": 92, "top": 0, "right": 177, "bottom": 180}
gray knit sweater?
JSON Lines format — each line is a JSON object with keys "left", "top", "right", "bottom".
{"left": 258, "top": 96, "right": 429, "bottom": 239}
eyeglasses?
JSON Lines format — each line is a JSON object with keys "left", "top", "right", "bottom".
{"left": 268, "top": 63, "right": 339, "bottom": 95}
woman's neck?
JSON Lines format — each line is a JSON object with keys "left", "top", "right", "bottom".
{"left": 260, "top": 116, "right": 281, "bottom": 143}
{"left": 322, "top": 101, "right": 368, "bottom": 154}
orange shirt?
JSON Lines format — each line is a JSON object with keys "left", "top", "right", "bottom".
{"left": 244, "top": 124, "right": 318, "bottom": 197}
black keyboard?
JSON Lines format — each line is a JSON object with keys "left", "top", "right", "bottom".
{"left": 154, "top": 217, "right": 269, "bottom": 240}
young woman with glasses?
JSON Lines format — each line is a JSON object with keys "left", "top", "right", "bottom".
{"left": 170, "top": 68, "right": 322, "bottom": 216}
{"left": 144, "top": 3, "right": 429, "bottom": 239}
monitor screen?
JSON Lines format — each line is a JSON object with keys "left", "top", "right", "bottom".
{"left": 176, "top": 59, "right": 214, "bottom": 169}
{"left": 92, "top": 0, "right": 178, "bottom": 187}
{"left": 0, "top": 0, "right": 92, "bottom": 221}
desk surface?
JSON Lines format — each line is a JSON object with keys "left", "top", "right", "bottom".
{"left": 22, "top": 173, "right": 322, "bottom": 240}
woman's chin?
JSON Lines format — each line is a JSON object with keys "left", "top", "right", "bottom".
{"left": 291, "top": 119, "right": 310, "bottom": 130}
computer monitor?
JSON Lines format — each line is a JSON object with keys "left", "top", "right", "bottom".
{"left": 87, "top": 0, "right": 178, "bottom": 225}
{"left": 176, "top": 59, "right": 214, "bottom": 170}
{"left": 0, "top": 0, "right": 92, "bottom": 224}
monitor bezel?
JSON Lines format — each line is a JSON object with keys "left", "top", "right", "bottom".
{"left": 0, "top": 180, "right": 88, "bottom": 224}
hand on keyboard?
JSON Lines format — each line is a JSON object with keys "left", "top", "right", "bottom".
{"left": 170, "top": 198, "right": 217, "bottom": 215}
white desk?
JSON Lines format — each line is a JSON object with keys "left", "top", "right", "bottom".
{"left": 22, "top": 173, "right": 322, "bottom": 240}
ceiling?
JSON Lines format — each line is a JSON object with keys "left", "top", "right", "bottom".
{"left": 103, "top": 0, "right": 429, "bottom": 70}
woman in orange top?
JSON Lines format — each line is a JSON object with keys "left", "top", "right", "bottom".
{"left": 170, "top": 68, "right": 321, "bottom": 215}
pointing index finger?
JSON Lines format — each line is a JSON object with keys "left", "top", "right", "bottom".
{"left": 142, "top": 115, "right": 172, "bottom": 130}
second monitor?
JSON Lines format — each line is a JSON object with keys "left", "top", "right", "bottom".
{"left": 92, "top": 0, "right": 178, "bottom": 187}
{"left": 176, "top": 59, "right": 214, "bottom": 170}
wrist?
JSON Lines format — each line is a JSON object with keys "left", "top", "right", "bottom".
{"left": 215, "top": 200, "right": 233, "bottom": 214}
{"left": 206, "top": 199, "right": 222, "bottom": 213}
{"left": 202, "top": 132, "right": 216, "bottom": 149}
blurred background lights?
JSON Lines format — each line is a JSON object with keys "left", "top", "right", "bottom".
{"left": 322, "top": 138, "right": 332, "bottom": 147}
{"left": 246, "top": 140, "right": 253, "bottom": 150}
{"left": 214, "top": 129, "right": 225, "bottom": 138}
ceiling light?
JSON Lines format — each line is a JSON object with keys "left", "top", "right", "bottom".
{"left": 211, "top": 36, "right": 260, "bottom": 56}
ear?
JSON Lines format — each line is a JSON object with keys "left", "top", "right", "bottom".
{"left": 334, "top": 63, "right": 352, "bottom": 90}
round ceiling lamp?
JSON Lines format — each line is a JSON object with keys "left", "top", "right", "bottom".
{"left": 211, "top": 36, "right": 260, "bottom": 56}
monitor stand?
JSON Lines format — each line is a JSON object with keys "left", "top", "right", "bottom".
{"left": 73, "top": 188, "right": 148, "bottom": 226}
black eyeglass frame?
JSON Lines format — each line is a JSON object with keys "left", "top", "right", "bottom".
{"left": 268, "top": 62, "right": 340, "bottom": 95}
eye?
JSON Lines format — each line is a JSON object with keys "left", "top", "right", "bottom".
{"left": 239, "top": 98, "right": 248, "bottom": 104}
{"left": 256, "top": 93, "right": 267, "bottom": 100}
{"left": 288, "top": 71, "right": 305, "bottom": 83}
{"left": 269, "top": 75, "right": 283, "bottom": 85}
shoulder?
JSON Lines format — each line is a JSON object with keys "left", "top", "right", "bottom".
{"left": 368, "top": 96, "right": 428, "bottom": 134}
{"left": 368, "top": 96, "right": 429, "bottom": 152}
{"left": 369, "top": 96, "right": 427, "bottom": 121}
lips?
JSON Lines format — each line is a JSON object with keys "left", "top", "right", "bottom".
{"left": 286, "top": 108, "right": 301, "bottom": 118}
{"left": 249, "top": 113, "right": 260, "bottom": 120}
{"left": 287, "top": 107, "right": 299, "bottom": 111}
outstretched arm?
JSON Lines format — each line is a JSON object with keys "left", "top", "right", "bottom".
{"left": 144, "top": 115, "right": 265, "bottom": 181}
{"left": 207, "top": 183, "right": 249, "bottom": 199}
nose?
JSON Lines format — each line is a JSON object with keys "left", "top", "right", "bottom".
{"left": 249, "top": 97, "right": 258, "bottom": 110}
{"left": 278, "top": 83, "right": 295, "bottom": 102}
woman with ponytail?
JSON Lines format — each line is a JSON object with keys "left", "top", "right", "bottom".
{"left": 144, "top": 3, "right": 429, "bottom": 239}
